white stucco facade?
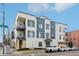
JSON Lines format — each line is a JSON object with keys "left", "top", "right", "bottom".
{"left": 13, "top": 12, "right": 68, "bottom": 49}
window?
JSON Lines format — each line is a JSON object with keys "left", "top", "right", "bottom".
{"left": 46, "top": 24, "right": 49, "bottom": 30}
{"left": 69, "top": 34, "right": 71, "bottom": 36}
{"left": 38, "top": 32, "right": 42, "bottom": 38}
{"left": 46, "top": 33, "right": 49, "bottom": 38}
{"left": 28, "top": 20, "right": 35, "bottom": 27}
{"left": 38, "top": 42, "right": 42, "bottom": 47}
{"left": 20, "top": 33, "right": 22, "bottom": 36}
{"left": 60, "top": 35, "right": 61, "bottom": 40}
{"left": 39, "top": 24, "right": 43, "bottom": 29}
{"left": 28, "top": 31, "right": 35, "bottom": 38}
{"left": 51, "top": 33, "right": 55, "bottom": 39}
{"left": 74, "top": 38, "right": 75, "bottom": 40}
{"left": 59, "top": 27, "right": 61, "bottom": 32}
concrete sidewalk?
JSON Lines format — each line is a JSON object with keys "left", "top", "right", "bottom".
{"left": 13, "top": 50, "right": 45, "bottom": 56}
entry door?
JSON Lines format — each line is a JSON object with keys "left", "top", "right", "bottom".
{"left": 46, "top": 42, "right": 50, "bottom": 47}
{"left": 19, "top": 40, "right": 22, "bottom": 49}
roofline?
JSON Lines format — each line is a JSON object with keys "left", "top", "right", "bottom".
{"left": 17, "top": 11, "right": 68, "bottom": 26}
{"left": 55, "top": 22, "right": 68, "bottom": 26}
{"left": 17, "top": 11, "right": 39, "bottom": 18}
{"left": 67, "top": 29, "right": 79, "bottom": 33}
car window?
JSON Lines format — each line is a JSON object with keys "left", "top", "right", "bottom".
{"left": 53, "top": 46, "right": 56, "bottom": 47}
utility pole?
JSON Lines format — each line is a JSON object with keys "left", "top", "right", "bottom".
{"left": 2, "top": 3, "right": 5, "bottom": 54}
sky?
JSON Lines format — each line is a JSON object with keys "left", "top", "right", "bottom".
{"left": 0, "top": 3, "right": 79, "bottom": 42}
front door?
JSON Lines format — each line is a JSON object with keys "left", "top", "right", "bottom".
{"left": 46, "top": 42, "right": 50, "bottom": 47}
{"left": 19, "top": 40, "right": 22, "bottom": 49}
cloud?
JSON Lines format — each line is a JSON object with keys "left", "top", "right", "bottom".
{"left": 27, "top": 3, "right": 76, "bottom": 13}
{"left": 27, "top": 3, "right": 51, "bottom": 13}
{"left": 54, "top": 3, "right": 76, "bottom": 13}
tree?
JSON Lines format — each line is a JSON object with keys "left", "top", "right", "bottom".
{"left": 3, "top": 39, "right": 10, "bottom": 46}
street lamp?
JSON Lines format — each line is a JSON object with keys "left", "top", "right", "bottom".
{"left": 2, "top": 3, "right": 5, "bottom": 54}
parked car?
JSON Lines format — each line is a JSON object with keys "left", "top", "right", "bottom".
{"left": 59, "top": 47, "right": 71, "bottom": 51}
{"left": 45, "top": 46, "right": 60, "bottom": 53}
{"left": 68, "top": 47, "right": 72, "bottom": 51}
{"left": 59, "top": 48, "right": 66, "bottom": 51}
{"left": 71, "top": 47, "right": 79, "bottom": 51}
{"left": 75, "top": 47, "right": 79, "bottom": 50}
{"left": 71, "top": 47, "right": 76, "bottom": 51}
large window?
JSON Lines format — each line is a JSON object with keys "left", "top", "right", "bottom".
{"left": 38, "top": 32, "right": 42, "bottom": 38}
{"left": 28, "top": 20, "right": 35, "bottom": 27}
{"left": 38, "top": 42, "right": 42, "bottom": 47}
{"left": 59, "top": 27, "right": 61, "bottom": 32}
{"left": 51, "top": 34, "right": 55, "bottom": 39}
{"left": 59, "top": 35, "right": 61, "bottom": 40}
{"left": 46, "top": 33, "right": 49, "bottom": 38}
{"left": 46, "top": 24, "right": 49, "bottom": 30}
{"left": 39, "top": 24, "right": 43, "bottom": 29}
{"left": 28, "top": 31, "right": 35, "bottom": 38}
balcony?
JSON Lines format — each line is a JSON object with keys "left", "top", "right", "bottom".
{"left": 16, "top": 36, "right": 26, "bottom": 40}
{"left": 16, "top": 26, "right": 26, "bottom": 31}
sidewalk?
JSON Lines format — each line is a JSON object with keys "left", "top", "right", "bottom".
{"left": 13, "top": 50, "right": 44, "bottom": 56}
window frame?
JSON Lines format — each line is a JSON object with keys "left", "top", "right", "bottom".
{"left": 46, "top": 24, "right": 49, "bottom": 30}
{"left": 28, "top": 20, "right": 35, "bottom": 27}
{"left": 38, "top": 42, "right": 42, "bottom": 47}
{"left": 27, "top": 31, "right": 35, "bottom": 38}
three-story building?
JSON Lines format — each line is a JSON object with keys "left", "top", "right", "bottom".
{"left": 13, "top": 11, "right": 68, "bottom": 49}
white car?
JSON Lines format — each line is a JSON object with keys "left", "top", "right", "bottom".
{"left": 45, "top": 46, "right": 60, "bottom": 53}
{"left": 59, "top": 48, "right": 66, "bottom": 51}
{"left": 59, "top": 47, "right": 71, "bottom": 51}
{"left": 71, "top": 47, "right": 75, "bottom": 51}
{"left": 71, "top": 47, "right": 78, "bottom": 51}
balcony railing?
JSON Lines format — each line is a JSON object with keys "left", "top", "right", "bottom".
{"left": 16, "top": 25, "right": 26, "bottom": 31}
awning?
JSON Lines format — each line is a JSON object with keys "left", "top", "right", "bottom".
{"left": 45, "top": 39, "right": 52, "bottom": 42}
{"left": 58, "top": 40, "right": 68, "bottom": 43}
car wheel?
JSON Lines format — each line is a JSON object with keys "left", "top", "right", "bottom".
{"left": 45, "top": 51, "right": 48, "bottom": 53}
{"left": 58, "top": 49, "right": 60, "bottom": 52}
{"left": 64, "top": 50, "right": 65, "bottom": 51}
{"left": 50, "top": 49, "right": 52, "bottom": 53}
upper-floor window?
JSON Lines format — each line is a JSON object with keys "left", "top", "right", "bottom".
{"left": 59, "top": 35, "right": 61, "bottom": 40}
{"left": 59, "top": 27, "right": 61, "bottom": 32}
{"left": 46, "top": 24, "right": 49, "bottom": 30}
{"left": 73, "top": 38, "right": 75, "bottom": 40}
{"left": 28, "top": 20, "right": 35, "bottom": 27}
{"left": 46, "top": 33, "right": 49, "bottom": 39}
{"left": 39, "top": 24, "right": 43, "bottom": 29}
{"left": 38, "top": 32, "right": 43, "bottom": 38}
{"left": 27, "top": 31, "right": 35, "bottom": 38}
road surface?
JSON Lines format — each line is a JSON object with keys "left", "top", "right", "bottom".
{"left": 13, "top": 50, "right": 79, "bottom": 56}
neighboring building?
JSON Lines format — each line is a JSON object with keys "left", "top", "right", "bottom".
{"left": 13, "top": 11, "right": 68, "bottom": 49}
{"left": 0, "top": 43, "right": 3, "bottom": 47}
{"left": 55, "top": 23, "right": 68, "bottom": 48}
{"left": 67, "top": 30, "right": 79, "bottom": 48}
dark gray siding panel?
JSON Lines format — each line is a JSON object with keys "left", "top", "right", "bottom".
{"left": 36, "top": 17, "right": 45, "bottom": 38}
{"left": 50, "top": 21, "right": 55, "bottom": 39}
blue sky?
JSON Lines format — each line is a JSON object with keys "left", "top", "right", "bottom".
{"left": 0, "top": 3, "right": 79, "bottom": 42}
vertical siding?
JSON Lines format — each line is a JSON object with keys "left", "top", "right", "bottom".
{"left": 50, "top": 21, "right": 55, "bottom": 39}
{"left": 36, "top": 17, "right": 45, "bottom": 38}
